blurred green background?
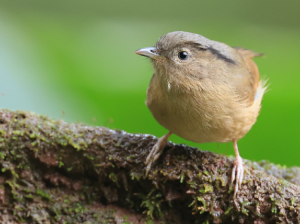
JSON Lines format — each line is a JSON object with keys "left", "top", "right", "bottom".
{"left": 0, "top": 0, "right": 299, "bottom": 166}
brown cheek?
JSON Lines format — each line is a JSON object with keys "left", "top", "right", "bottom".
{"left": 182, "top": 62, "right": 208, "bottom": 79}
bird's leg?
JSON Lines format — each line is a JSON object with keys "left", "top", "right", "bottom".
{"left": 231, "top": 140, "right": 244, "bottom": 197}
{"left": 145, "top": 131, "right": 172, "bottom": 176}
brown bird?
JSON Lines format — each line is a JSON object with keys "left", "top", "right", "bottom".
{"left": 135, "top": 31, "right": 267, "bottom": 196}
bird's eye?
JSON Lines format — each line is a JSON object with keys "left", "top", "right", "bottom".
{"left": 178, "top": 51, "right": 189, "bottom": 60}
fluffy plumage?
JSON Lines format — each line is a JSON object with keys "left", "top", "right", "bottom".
{"left": 135, "top": 31, "right": 267, "bottom": 196}
{"left": 147, "top": 31, "right": 266, "bottom": 143}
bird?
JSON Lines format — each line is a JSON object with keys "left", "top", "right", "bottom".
{"left": 135, "top": 31, "right": 267, "bottom": 196}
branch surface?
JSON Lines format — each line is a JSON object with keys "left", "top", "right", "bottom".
{"left": 0, "top": 109, "right": 299, "bottom": 224}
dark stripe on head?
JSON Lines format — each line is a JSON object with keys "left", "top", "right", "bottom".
{"left": 184, "top": 42, "right": 236, "bottom": 64}
{"left": 207, "top": 47, "right": 236, "bottom": 64}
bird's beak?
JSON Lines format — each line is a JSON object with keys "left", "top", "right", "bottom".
{"left": 135, "top": 47, "right": 163, "bottom": 60}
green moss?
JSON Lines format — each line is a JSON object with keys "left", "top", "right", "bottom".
{"left": 271, "top": 203, "right": 277, "bottom": 213}
{"left": 0, "top": 109, "right": 299, "bottom": 223}
{"left": 58, "top": 161, "right": 64, "bottom": 168}
{"left": 240, "top": 201, "right": 252, "bottom": 216}
{"left": 197, "top": 197, "right": 207, "bottom": 214}
{"left": 121, "top": 215, "right": 134, "bottom": 224}
{"left": 199, "top": 184, "right": 213, "bottom": 193}
{"left": 180, "top": 173, "right": 185, "bottom": 183}
{"left": 291, "top": 197, "right": 295, "bottom": 205}
{"left": 126, "top": 155, "right": 135, "bottom": 160}
{"left": 140, "top": 190, "right": 163, "bottom": 219}
{"left": 36, "top": 188, "right": 51, "bottom": 200}
{"left": 224, "top": 206, "right": 232, "bottom": 215}
{"left": 109, "top": 172, "right": 119, "bottom": 187}
{"left": 215, "top": 176, "right": 226, "bottom": 187}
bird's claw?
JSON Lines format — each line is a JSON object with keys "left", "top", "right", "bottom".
{"left": 231, "top": 155, "right": 244, "bottom": 197}
{"left": 145, "top": 143, "right": 163, "bottom": 176}
{"left": 145, "top": 132, "right": 171, "bottom": 176}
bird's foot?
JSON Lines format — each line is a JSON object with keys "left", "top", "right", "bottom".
{"left": 145, "top": 132, "right": 171, "bottom": 176}
{"left": 231, "top": 155, "right": 244, "bottom": 197}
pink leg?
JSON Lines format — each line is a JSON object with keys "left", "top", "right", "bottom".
{"left": 145, "top": 131, "right": 172, "bottom": 176}
{"left": 231, "top": 140, "right": 244, "bottom": 197}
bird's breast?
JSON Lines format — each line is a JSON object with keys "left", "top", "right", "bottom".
{"left": 146, "top": 74, "right": 261, "bottom": 143}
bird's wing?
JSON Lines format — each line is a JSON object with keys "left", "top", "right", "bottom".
{"left": 235, "top": 47, "right": 262, "bottom": 90}
{"left": 234, "top": 47, "right": 263, "bottom": 104}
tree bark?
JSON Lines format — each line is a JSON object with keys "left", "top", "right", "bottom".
{"left": 0, "top": 109, "right": 299, "bottom": 224}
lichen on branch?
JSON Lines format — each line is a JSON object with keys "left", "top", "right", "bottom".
{"left": 0, "top": 109, "right": 299, "bottom": 223}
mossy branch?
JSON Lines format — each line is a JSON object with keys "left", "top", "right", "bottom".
{"left": 0, "top": 109, "right": 299, "bottom": 223}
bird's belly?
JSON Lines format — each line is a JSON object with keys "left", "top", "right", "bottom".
{"left": 147, "top": 94, "right": 257, "bottom": 143}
